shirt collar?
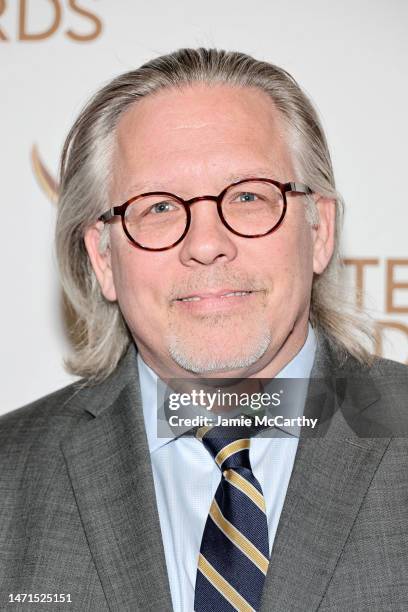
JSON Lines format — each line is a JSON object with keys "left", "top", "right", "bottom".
{"left": 138, "top": 324, "right": 317, "bottom": 454}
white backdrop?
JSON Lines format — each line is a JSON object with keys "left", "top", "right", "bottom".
{"left": 1, "top": 0, "right": 407, "bottom": 415}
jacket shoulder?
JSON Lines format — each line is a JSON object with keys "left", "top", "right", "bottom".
{"left": 341, "top": 351, "right": 408, "bottom": 387}
{"left": 0, "top": 344, "right": 138, "bottom": 451}
{"left": 338, "top": 350, "right": 408, "bottom": 398}
{"left": 368, "top": 354, "right": 408, "bottom": 379}
{"left": 0, "top": 380, "right": 92, "bottom": 451}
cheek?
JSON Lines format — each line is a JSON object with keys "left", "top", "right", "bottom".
{"left": 266, "top": 224, "right": 314, "bottom": 294}
{"left": 290, "top": 232, "right": 314, "bottom": 297}
{"left": 110, "top": 245, "right": 168, "bottom": 316}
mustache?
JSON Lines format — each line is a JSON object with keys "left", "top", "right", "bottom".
{"left": 169, "top": 269, "right": 265, "bottom": 301}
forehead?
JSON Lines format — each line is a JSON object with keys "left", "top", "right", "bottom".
{"left": 111, "top": 83, "right": 294, "bottom": 198}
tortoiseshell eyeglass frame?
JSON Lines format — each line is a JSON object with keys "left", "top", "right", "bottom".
{"left": 98, "top": 177, "right": 313, "bottom": 252}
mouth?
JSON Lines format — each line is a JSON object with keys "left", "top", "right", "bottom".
{"left": 176, "top": 290, "right": 254, "bottom": 302}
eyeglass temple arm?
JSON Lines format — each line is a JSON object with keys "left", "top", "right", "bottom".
{"left": 99, "top": 207, "right": 119, "bottom": 223}
{"left": 285, "top": 182, "right": 313, "bottom": 195}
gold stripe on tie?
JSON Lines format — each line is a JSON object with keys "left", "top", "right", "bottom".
{"left": 209, "top": 500, "right": 269, "bottom": 575}
{"left": 198, "top": 554, "right": 256, "bottom": 612}
{"left": 214, "top": 438, "right": 250, "bottom": 468}
{"left": 223, "top": 469, "right": 266, "bottom": 513}
{"left": 196, "top": 426, "right": 213, "bottom": 441}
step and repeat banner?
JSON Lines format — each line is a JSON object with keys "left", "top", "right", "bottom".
{"left": 1, "top": 0, "right": 407, "bottom": 414}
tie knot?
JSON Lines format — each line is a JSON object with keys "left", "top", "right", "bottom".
{"left": 197, "top": 426, "right": 251, "bottom": 471}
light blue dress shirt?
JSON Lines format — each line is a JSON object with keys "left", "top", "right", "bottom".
{"left": 138, "top": 325, "right": 316, "bottom": 612}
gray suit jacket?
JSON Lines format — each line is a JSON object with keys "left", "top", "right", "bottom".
{"left": 1, "top": 334, "right": 408, "bottom": 611}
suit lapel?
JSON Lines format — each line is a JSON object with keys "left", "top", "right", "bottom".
{"left": 61, "top": 347, "right": 172, "bottom": 612}
{"left": 260, "top": 336, "right": 391, "bottom": 611}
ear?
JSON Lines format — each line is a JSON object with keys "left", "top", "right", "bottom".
{"left": 84, "top": 222, "right": 117, "bottom": 302}
{"left": 312, "top": 195, "right": 336, "bottom": 274}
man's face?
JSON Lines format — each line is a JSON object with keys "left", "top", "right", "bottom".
{"left": 86, "top": 84, "right": 334, "bottom": 378}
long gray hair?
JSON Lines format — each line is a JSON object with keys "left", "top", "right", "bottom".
{"left": 56, "top": 47, "right": 374, "bottom": 381}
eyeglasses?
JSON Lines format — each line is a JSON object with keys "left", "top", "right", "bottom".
{"left": 98, "top": 178, "right": 312, "bottom": 251}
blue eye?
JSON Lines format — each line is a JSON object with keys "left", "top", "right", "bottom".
{"left": 151, "top": 201, "right": 174, "bottom": 213}
{"left": 239, "top": 192, "right": 257, "bottom": 202}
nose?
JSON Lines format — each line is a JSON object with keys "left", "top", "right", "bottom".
{"left": 178, "top": 198, "right": 238, "bottom": 266}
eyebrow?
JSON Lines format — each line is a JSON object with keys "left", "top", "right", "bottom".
{"left": 119, "top": 168, "right": 278, "bottom": 201}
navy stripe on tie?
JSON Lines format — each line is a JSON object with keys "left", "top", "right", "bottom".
{"left": 194, "top": 572, "right": 236, "bottom": 612}
{"left": 215, "top": 478, "right": 269, "bottom": 557}
{"left": 199, "top": 520, "right": 267, "bottom": 609}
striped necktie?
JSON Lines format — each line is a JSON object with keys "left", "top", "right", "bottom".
{"left": 194, "top": 426, "right": 270, "bottom": 612}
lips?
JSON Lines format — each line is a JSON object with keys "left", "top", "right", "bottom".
{"left": 176, "top": 290, "right": 253, "bottom": 302}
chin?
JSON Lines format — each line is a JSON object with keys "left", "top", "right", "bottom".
{"left": 166, "top": 330, "right": 271, "bottom": 376}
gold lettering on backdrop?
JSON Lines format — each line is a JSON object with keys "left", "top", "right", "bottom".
{"left": 386, "top": 259, "right": 408, "bottom": 314}
{"left": 66, "top": 0, "right": 102, "bottom": 41}
{"left": 0, "top": 0, "right": 9, "bottom": 41}
{"left": 374, "top": 321, "right": 408, "bottom": 364}
{"left": 30, "top": 145, "right": 58, "bottom": 204}
{"left": 0, "top": 0, "right": 102, "bottom": 42}
{"left": 343, "top": 258, "right": 379, "bottom": 309}
{"left": 19, "top": 0, "right": 62, "bottom": 41}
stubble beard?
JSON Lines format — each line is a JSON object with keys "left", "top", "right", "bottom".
{"left": 166, "top": 311, "right": 272, "bottom": 375}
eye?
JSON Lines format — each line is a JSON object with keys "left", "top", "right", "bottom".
{"left": 236, "top": 192, "right": 258, "bottom": 203}
{"left": 150, "top": 201, "right": 177, "bottom": 214}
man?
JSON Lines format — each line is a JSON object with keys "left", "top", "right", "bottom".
{"left": 1, "top": 48, "right": 407, "bottom": 612}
